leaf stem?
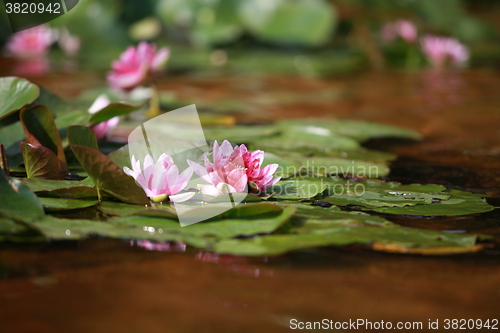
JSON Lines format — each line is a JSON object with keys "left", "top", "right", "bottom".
{"left": 146, "top": 84, "right": 161, "bottom": 119}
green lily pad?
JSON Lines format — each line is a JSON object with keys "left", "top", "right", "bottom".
{"left": 202, "top": 125, "right": 279, "bottom": 143}
{"left": 301, "top": 148, "right": 397, "bottom": 164}
{"left": 20, "top": 105, "right": 67, "bottom": 175}
{"left": 261, "top": 152, "right": 301, "bottom": 179}
{"left": 21, "top": 178, "right": 90, "bottom": 192}
{"left": 0, "top": 218, "right": 45, "bottom": 243}
{"left": 300, "top": 156, "right": 390, "bottom": 178}
{"left": 89, "top": 100, "right": 149, "bottom": 124}
{"left": 39, "top": 197, "right": 99, "bottom": 211}
{"left": 212, "top": 205, "right": 486, "bottom": 256}
{"left": 0, "top": 122, "right": 24, "bottom": 150}
{"left": 35, "top": 187, "right": 98, "bottom": 199}
{"left": 26, "top": 204, "right": 295, "bottom": 248}
{"left": 257, "top": 132, "right": 360, "bottom": 152}
{"left": 276, "top": 119, "right": 422, "bottom": 142}
{"left": 34, "top": 87, "right": 85, "bottom": 117}
{"left": 0, "top": 77, "right": 40, "bottom": 121}
{"left": 321, "top": 177, "right": 450, "bottom": 208}
{"left": 70, "top": 144, "right": 150, "bottom": 205}
{"left": 27, "top": 215, "right": 213, "bottom": 248}
{"left": 373, "top": 189, "right": 494, "bottom": 216}
{"left": 54, "top": 110, "right": 91, "bottom": 130}
{"left": 107, "top": 144, "right": 131, "bottom": 168}
{"left": 214, "top": 227, "right": 484, "bottom": 256}
{"left": 265, "top": 179, "right": 327, "bottom": 200}
{"left": 67, "top": 125, "right": 98, "bottom": 150}
{"left": 111, "top": 204, "right": 295, "bottom": 239}
{"left": 243, "top": 0, "right": 336, "bottom": 46}
{"left": 69, "top": 130, "right": 149, "bottom": 205}
{"left": 0, "top": 168, "right": 44, "bottom": 221}
{"left": 21, "top": 142, "right": 63, "bottom": 179}
{"left": 99, "top": 201, "right": 177, "bottom": 219}
{"left": 0, "top": 218, "right": 31, "bottom": 234}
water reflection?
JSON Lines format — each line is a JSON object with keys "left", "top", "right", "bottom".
{"left": 131, "top": 240, "right": 186, "bottom": 252}
{"left": 419, "top": 68, "right": 465, "bottom": 110}
{"left": 196, "top": 251, "right": 274, "bottom": 278}
{"left": 130, "top": 240, "right": 274, "bottom": 277}
{"left": 13, "top": 58, "right": 50, "bottom": 77}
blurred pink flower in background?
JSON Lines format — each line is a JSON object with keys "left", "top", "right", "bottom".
{"left": 124, "top": 154, "right": 193, "bottom": 202}
{"left": 381, "top": 20, "right": 418, "bottom": 43}
{"left": 88, "top": 94, "right": 119, "bottom": 141}
{"left": 107, "top": 42, "right": 170, "bottom": 91}
{"left": 58, "top": 29, "right": 81, "bottom": 56}
{"left": 5, "top": 25, "right": 55, "bottom": 59}
{"left": 189, "top": 140, "right": 280, "bottom": 197}
{"left": 420, "top": 35, "right": 469, "bottom": 68}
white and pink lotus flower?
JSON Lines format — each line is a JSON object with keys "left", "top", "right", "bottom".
{"left": 124, "top": 154, "right": 194, "bottom": 203}
{"left": 107, "top": 42, "right": 170, "bottom": 91}
{"left": 188, "top": 140, "right": 281, "bottom": 198}
{"left": 124, "top": 140, "right": 280, "bottom": 202}
{"left": 420, "top": 35, "right": 469, "bottom": 68}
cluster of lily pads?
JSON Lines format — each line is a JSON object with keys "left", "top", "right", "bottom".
{"left": 0, "top": 76, "right": 494, "bottom": 256}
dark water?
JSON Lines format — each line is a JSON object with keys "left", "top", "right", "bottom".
{"left": 0, "top": 69, "right": 499, "bottom": 332}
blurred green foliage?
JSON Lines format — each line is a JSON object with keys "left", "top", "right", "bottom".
{"left": 0, "top": 0, "right": 498, "bottom": 72}
{"left": 156, "top": 0, "right": 337, "bottom": 47}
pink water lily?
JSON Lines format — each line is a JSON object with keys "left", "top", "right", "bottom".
{"left": 188, "top": 142, "right": 247, "bottom": 197}
{"left": 240, "top": 144, "right": 281, "bottom": 193}
{"left": 420, "top": 35, "right": 469, "bottom": 68}
{"left": 381, "top": 20, "right": 417, "bottom": 44}
{"left": 188, "top": 140, "right": 280, "bottom": 197}
{"left": 5, "top": 25, "right": 55, "bottom": 59}
{"left": 88, "top": 94, "right": 119, "bottom": 141}
{"left": 124, "top": 154, "right": 193, "bottom": 202}
{"left": 107, "top": 42, "right": 170, "bottom": 91}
